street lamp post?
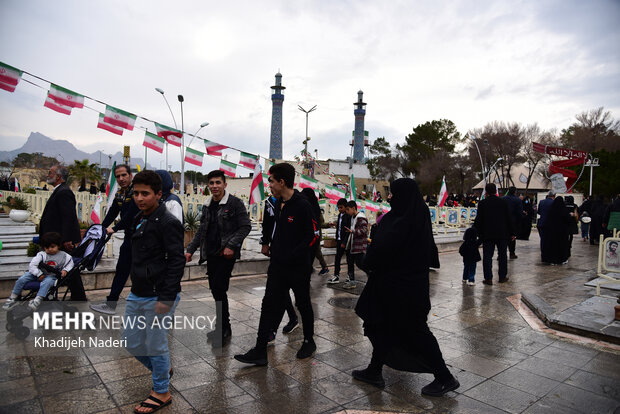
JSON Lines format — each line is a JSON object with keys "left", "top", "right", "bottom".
{"left": 298, "top": 105, "right": 316, "bottom": 177}
{"left": 468, "top": 135, "right": 485, "bottom": 187}
{"left": 155, "top": 88, "right": 178, "bottom": 172}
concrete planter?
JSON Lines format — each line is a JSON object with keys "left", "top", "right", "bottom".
{"left": 9, "top": 209, "right": 30, "bottom": 223}
{"left": 323, "top": 239, "right": 337, "bottom": 248}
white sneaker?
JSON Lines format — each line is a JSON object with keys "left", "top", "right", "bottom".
{"left": 343, "top": 280, "right": 357, "bottom": 289}
{"left": 90, "top": 303, "right": 117, "bottom": 315}
{"left": 467, "top": 281, "right": 475, "bottom": 286}
{"left": 28, "top": 297, "right": 42, "bottom": 311}
{"left": 3, "top": 297, "right": 17, "bottom": 311}
{"left": 327, "top": 276, "right": 340, "bottom": 284}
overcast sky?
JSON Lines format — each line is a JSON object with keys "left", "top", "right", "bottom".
{"left": 1, "top": 0, "right": 618, "bottom": 173}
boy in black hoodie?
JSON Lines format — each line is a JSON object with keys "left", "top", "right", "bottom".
{"left": 459, "top": 227, "right": 481, "bottom": 286}
{"left": 235, "top": 163, "right": 318, "bottom": 365}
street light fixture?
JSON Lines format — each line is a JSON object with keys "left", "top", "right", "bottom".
{"left": 468, "top": 135, "right": 485, "bottom": 187}
{"left": 155, "top": 88, "right": 178, "bottom": 172}
{"left": 298, "top": 104, "right": 316, "bottom": 176}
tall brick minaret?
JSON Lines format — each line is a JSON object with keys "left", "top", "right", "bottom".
{"left": 269, "top": 72, "right": 285, "bottom": 160}
{"left": 352, "top": 90, "right": 366, "bottom": 162}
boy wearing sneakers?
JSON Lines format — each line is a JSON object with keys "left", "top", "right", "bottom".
{"left": 327, "top": 198, "right": 351, "bottom": 284}
{"left": 459, "top": 227, "right": 481, "bottom": 286}
{"left": 4, "top": 232, "right": 73, "bottom": 311}
{"left": 343, "top": 200, "right": 368, "bottom": 289}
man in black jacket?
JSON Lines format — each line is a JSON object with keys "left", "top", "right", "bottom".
{"left": 502, "top": 186, "right": 524, "bottom": 259}
{"left": 186, "top": 170, "right": 251, "bottom": 343}
{"left": 235, "top": 163, "right": 318, "bottom": 365}
{"left": 39, "top": 165, "right": 83, "bottom": 299}
{"left": 91, "top": 164, "right": 139, "bottom": 315}
{"left": 327, "top": 197, "right": 351, "bottom": 284}
{"left": 474, "top": 183, "right": 515, "bottom": 285}
{"left": 122, "top": 170, "right": 185, "bottom": 413}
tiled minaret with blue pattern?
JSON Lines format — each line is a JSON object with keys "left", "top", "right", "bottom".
{"left": 353, "top": 90, "right": 366, "bottom": 163}
{"left": 269, "top": 72, "right": 285, "bottom": 160}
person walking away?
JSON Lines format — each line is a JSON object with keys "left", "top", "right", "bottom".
{"left": 260, "top": 195, "right": 299, "bottom": 337}
{"left": 578, "top": 196, "right": 592, "bottom": 242}
{"left": 353, "top": 178, "right": 459, "bottom": 396}
{"left": 543, "top": 196, "right": 572, "bottom": 265}
{"left": 473, "top": 183, "right": 515, "bottom": 285}
{"left": 518, "top": 195, "right": 534, "bottom": 240}
{"left": 327, "top": 198, "right": 351, "bottom": 284}
{"left": 155, "top": 170, "right": 183, "bottom": 222}
{"left": 121, "top": 170, "right": 185, "bottom": 414}
{"left": 185, "top": 170, "right": 251, "bottom": 344}
{"left": 503, "top": 186, "right": 523, "bottom": 259}
{"left": 603, "top": 193, "right": 620, "bottom": 236}
{"left": 589, "top": 195, "right": 607, "bottom": 245}
{"left": 38, "top": 165, "right": 83, "bottom": 299}
{"left": 537, "top": 191, "right": 556, "bottom": 262}
{"left": 90, "top": 164, "right": 139, "bottom": 314}
{"left": 344, "top": 200, "right": 368, "bottom": 289}
{"left": 459, "top": 227, "right": 481, "bottom": 286}
{"left": 234, "top": 163, "right": 317, "bottom": 365}
{"left": 565, "top": 196, "right": 579, "bottom": 256}
{"left": 301, "top": 188, "right": 329, "bottom": 275}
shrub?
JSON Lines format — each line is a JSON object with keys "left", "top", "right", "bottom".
{"left": 27, "top": 242, "right": 40, "bottom": 257}
{"left": 184, "top": 211, "right": 200, "bottom": 232}
{"left": 11, "top": 196, "right": 30, "bottom": 210}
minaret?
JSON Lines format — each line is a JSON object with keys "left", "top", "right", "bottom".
{"left": 352, "top": 90, "right": 367, "bottom": 162}
{"left": 269, "top": 72, "right": 285, "bottom": 160}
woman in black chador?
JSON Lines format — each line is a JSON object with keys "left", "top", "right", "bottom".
{"left": 353, "top": 178, "right": 459, "bottom": 397}
{"left": 542, "top": 196, "right": 571, "bottom": 264}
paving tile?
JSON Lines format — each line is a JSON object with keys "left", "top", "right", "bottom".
{"left": 344, "top": 390, "right": 426, "bottom": 413}
{"left": 35, "top": 365, "right": 101, "bottom": 396}
{"left": 579, "top": 352, "right": 620, "bottom": 380}
{"left": 106, "top": 374, "right": 156, "bottom": 407}
{"left": 40, "top": 384, "right": 116, "bottom": 414}
{"left": 179, "top": 379, "right": 256, "bottom": 412}
{"left": 547, "top": 339, "right": 601, "bottom": 357}
{"left": 313, "top": 346, "right": 369, "bottom": 371}
{"left": 426, "top": 394, "right": 508, "bottom": 414}
{"left": 513, "top": 356, "right": 577, "bottom": 381}
{"left": 274, "top": 358, "right": 342, "bottom": 385}
{"left": 168, "top": 360, "right": 223, "bottom": 391}
{"left": 0, "top": 375, "right": 37, "bottom": 405}
{"left": 232, "top": 366, "right": 301, "bottom": 398}
{"left": 93, "top": 356, "right": 150, "bottom": 383}
{"left": 0, "top": 356, "right": 32, "bottom": 382}
{"left": 117, "top": 388, "right": 195, "bottom": 414}
{"left": 311, "top": 371, "right": 379, "bottom": 405}
{"left": 565, "top": 369, "right": 620, "bottom": 401}
{"left": 533, "top": 345, "right": 595, "bottom": 369}
{"left": 0, "top": 398, "right": 43, "bottom": 414}
{"left": 446, "top": 353, "right": 510, "bottom": 378}
{"left": 522, "top": 399, "right": 582, "bottom": 414}
{"left": 463, "top": 379, "right": 538, "bottom": 413}
{"left": 541, "top": 383, "right": 620, "bottom": 413}
{"left": 492, "top": 366, "right": 561, "bottom": 397}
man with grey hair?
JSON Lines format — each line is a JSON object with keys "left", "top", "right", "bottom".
{"left": 39, "top": 164, "right": 83, "bottom": 299}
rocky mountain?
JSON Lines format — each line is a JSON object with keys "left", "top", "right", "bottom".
{"left": 0, "top": 132, "right": 148, "bottom": 168}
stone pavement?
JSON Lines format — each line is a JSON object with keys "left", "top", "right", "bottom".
{"left": 1, "top": 235, "right": 619, "bottom": 413}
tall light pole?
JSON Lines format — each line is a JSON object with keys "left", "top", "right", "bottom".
{"left": 468, "top": 135, "right": 485, "bottom": 187}
{"left": 178, "top": 94, "right": 186, "bottom": 194}
{"left": 298, "top": 104, "right": 316, "bottom": 177}
{"left": 155, "top": 88, "right": 177, "bottom": 172}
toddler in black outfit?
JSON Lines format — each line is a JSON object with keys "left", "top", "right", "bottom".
{"left": 459, "top": 227, "right": 481, "bottom": 286}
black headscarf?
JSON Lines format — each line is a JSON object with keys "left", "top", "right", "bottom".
{"left": 365, "top": 178, "right": 433, "bottom": 274}
{"left": 300, "top": 188, "right": 321, "bottom": 223}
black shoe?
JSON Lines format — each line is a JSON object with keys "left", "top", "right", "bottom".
{"left": 234, "top": 348, "right": 268, "bottom": 366}
{"left": 296, "top": 339, "right": 316, "bottom": 359}
{"left": 421, "top": 377, "right": 460, "bottom": 397}
{"left": 482, "top": 279, "right": 493, "bottom": 286}
{"left": 282, "top": 319, "right": 299, "bottom": 334}
{"left": 267, "top": 331, "right": 276, "bottom": 344}
{"left": 208, "top": 327, "right": 232, "bottom": 346}
{"left": 510, "top": 254, "right": 518, "bottom": 259}
{"left": 352, "top": 368, "right": 385, "bottom": 388}
{"left": 498, "top": 278, "right": 509, "bottom": 283}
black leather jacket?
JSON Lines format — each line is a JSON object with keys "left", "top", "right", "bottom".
{"left": 130, "top": 204, "right": 185, "bottom": 302}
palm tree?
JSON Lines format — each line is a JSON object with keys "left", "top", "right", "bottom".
{"left": 69, "top": 159, "right": 101, "bottom": 190}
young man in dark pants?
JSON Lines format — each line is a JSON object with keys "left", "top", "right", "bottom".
{"left": 122, "top": 170, "right": 185, "bottom": 413}
{"left": 327, "top": 198, "right": 351, "bottom": 284}
{"left": 235, "top": 163, "right": 318, "bottom": 365}
{"left": 343, "top": 200, "right": 368, "bottom": 289}
{"left": 91, "top": 164, "right": 139, "bottom": 315}
{"left": 186, "top": 170, "right": 251, "bottom": 344}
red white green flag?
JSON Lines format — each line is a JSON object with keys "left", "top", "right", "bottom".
{"left": 364, "top": 200, "right": 380, "bottom": 212}
{"left": 438, "top": 175, "right": 448, "bottom": 207}
{"left": 97, "top": 113, "right": 123, "bottom": 135}
{"left": 349, "top": 174, "right": 357, "bottom": 201}
{"left": 90, "top": 194, "right": 103, "bottom": 224}
{"left": 325, "top": 184, "right": 346, "bottom": 201}
{"left": 239, "top": 151, "right": 259, "bottom": 169}
{"left": 0, "top": 62, "right": 22, "bottom": 93}
{"left": 143, "top": 131, "right": 165, "bottom": 153}
{"left": 49, "top": 84, "right": 84, "bottom": 108}
{"left": 104, "top": 105, "right": 136, "bottom": 130}
{"left": 220, "top": 159, "right": 237, "bottom": 177}
{"left": 155, "top": 122, "right": 183, "bottom": 146}
{"left": 44, "top": 93, "right": 72, "bottom": 115}
{"left": 249, "top": 163, "right": 265, "bottom": 205}
{"left": 299, "top": 174, "right": 318, "bottom": 190}
{"left": 106, "top": 162, "right": 119, "bottom": 210}
{"left": 381, "top": 203, "right": 391, "bottom": 213}
{"left": 184, "top": 147, "right": 204, "bottom": 166}
{"left": 204, "top": 139, "right": 227, "bottom": 156}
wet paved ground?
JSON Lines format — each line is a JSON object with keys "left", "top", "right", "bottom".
{"left": 1, "top": 234, "right": 619, "bottom": 413}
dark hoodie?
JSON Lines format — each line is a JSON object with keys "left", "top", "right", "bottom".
{"left": 459, "top": 227, "right": 481, "bottom": 263}
{"left": 155, "top": 170, "right": 182, "bottom": 207}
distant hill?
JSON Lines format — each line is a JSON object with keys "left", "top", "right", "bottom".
{"left": 0, "top": 132, "right": 148, "bottom": 168}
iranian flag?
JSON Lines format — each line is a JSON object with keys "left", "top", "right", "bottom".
{"left": 382, "top": 203, "right": 391, "bottom": 213}
{"left": 239, "top": 152, "right": 259, "bottom": 169}
{"left": 349, "top": 174, "right": 357, "bottom": 201}
{"left": 90, "top": 194, "right": 103, "bottom": 224}
{"left": 184, "top": 147, "right": 204, "bottom": 167}
{"left": 0, "top": 62, "right": 22, "bottom": 92}
{"left": 143, "top": 131, "right": 165, "bottom": 153}
{"left": 49, "top": 84, "right": 84, "bottom": 108}
{"left": 325, "top": 184, "right": 346, "bottom": 201}
{"left": 365, "top": 200, "right": 380, "bottom": 212}
{"left": 220, "top": 159, "right": 237, "bottom": 177}
{"left": 14, "top": 177, "right": 20, "bottom": 192}
{"left": 438, "top": 176, "right": 448, "bottom": 207}
{"left": 155, "top": 122, "right": 183, "bottom": 146}
{"left": 299, "top": 174, "right": 318, "bottom": 190}
{"left": 372, "top": 185, "right": 378, "bottom": 202}
{"left": 44, "top": 93, "right": 72, "bottom": 115}
{"left": 104, "top": 105, "right": 136, "bottom": 130}
{"left": 97, "top": 113, "right": 123, "bottom": 135}
{"left": 106, "top": 162, "right": 119, "bottom": 210}
{"left": 249, "top": 163, "right": 265, "bottom": 205}
{"left": 204, "top": 139, "right": 228, "bottom": 156}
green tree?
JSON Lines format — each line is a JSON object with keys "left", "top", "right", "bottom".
{"left": 366, "top": 137, "right": 404, "bottom": 181}
{"left": 68, "top": 159, "right": 100, "bottom": 189}
{"left": 560, "top": 107, "right": 620, "bottom": 152}
{"left": 572, "top": 150, "right": 620, "bottom": 196}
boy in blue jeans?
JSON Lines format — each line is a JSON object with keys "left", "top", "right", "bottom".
{"left": 121, "top": 170, "right": 185, "bottom": 414}
{"left": 3, "top": 232, "right": 73, "bottom": 311}
{"left": 459, "top": 227, "right": 481, "bottom": 286}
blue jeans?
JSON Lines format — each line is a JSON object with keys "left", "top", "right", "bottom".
{"left": 13, "top": 272, "right": 56, "bottom": 298}
{"left": 122, "top": 293, "right": 180, "bottom": 393}
{"left": 462, "top": 262, "right": 476, "bottom": 282}
{"left": 581, "top": 223, "right": 589, "bottom": 239}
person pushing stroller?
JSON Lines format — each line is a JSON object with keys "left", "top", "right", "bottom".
{"left": 3, "top": 232, "right": 74, "bottom": 311}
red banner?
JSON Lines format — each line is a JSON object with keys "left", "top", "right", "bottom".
{"left": 532, "top": 142, "right": 589, "bottom": 192}
{"left": 532, "top": 142, "right": 589, "bottom": 160}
